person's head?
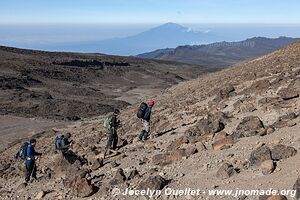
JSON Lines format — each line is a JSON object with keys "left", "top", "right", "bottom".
{"left": 64, "top": 132, "right": 71, "bottom": 139}
{"left": 30, "top": 138, "right": 37, "bottom": 146}
{"left": 113, "top": 109, "right": 120, "bottom": 116}
{"left": 148, "top": 99, "right": 155, "bottom": 107}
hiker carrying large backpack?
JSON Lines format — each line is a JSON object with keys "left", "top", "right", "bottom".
{"left": 15, "top": 142, "right": 29, "bottom": 160}
{"left": 25, "top": 138, "right": 42, "bottom": 183}
{"left": 104, "top": 109, "right": 121, "bottom": 151}
{"left": 137, "top": 99, "right": 155, "bottom": 141}
{"left": 55, "top": 132, "right": 72, "bottom": 154}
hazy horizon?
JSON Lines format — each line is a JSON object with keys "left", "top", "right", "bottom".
{"left": 1, "top": 23, "right": 300, "bottom": 53}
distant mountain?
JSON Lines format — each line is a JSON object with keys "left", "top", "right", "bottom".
{"left": 137, "top": 37, "right": 300, "bottom": 68}
{"left": 57, "top": 23, "right": 216, "bottom": 56}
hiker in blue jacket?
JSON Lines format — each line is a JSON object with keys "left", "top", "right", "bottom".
{"left": 25, "top": 138, "right": 42, "bottom": 183}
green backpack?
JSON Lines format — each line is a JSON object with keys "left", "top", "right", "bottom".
{"left": 104, "top": 113, "right": 114, "bottom": 131}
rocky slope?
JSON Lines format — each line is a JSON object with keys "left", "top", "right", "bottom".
{"left": 1, "top": 42, "right": 300, "bottom": 200}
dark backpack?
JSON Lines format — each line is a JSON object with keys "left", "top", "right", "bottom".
{"left": 137, "top": 102, "right": 148, "bottom": 119}
{"left": 55, "top": 135, "right": 64, "bottom": 150}
{"left": 18, "top": 142, "right": 29, "bottom": 160}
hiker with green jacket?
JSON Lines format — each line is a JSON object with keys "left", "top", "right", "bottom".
{"left": 104, "top": 109, "right": 121, "bottom": 151}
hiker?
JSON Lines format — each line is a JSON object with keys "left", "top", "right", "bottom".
{"left": 25, "top": 138, "right": 42, "bottom": 183}
{"left": 104, "top": 109, "right": 121, "bottom": 152}
{"left": 55, "top": 132, "right": 72, "bottom": 155}
{"left": 137, "top": 99, "right": 155, "bottom": 141}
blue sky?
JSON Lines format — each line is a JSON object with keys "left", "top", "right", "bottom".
{"left": 0, "top": 0, "right": 300, "bottom": 24}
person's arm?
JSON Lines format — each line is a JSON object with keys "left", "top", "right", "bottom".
{"left": 110, "top": 116, "right": 117, "bottom": 128}
{"left": 143, "top": 107, "right": 151, "bottom": 120}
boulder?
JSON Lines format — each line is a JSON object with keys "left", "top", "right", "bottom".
{"left": 68, "top": 176, "right": 95, "bottom": 198}
{"left": 249, "top": 79, "right": 271, "bottom": 93}
{"left": 219, "top": 85, "right": 235, "bottom": 99}
{"left": 216, "top": 163, "right": 235, "bottom": 179}
{"left": 109, "top": 168, "right": 126, "bottom": 185}
{"left": 249, "top": 145, "right": 272, "bottom": 166}
{"left": 152, "top": 147, "right": 197, "bottom": 166}
{"left": 271, "top": 144, "right": 297, "bottom": 160}
{"left": 272, "top": 112, "right": 298, "bottom": 128}
{"left": 167, "top": 136, "right": 189, "bottom": 151}
{"left": 35, "top": 191, "right": 46, "bottom": 199}
{"left": 233, "top": 116, "right": 264, "bottom": 139}
{"left": 293, "top": 178, "right": 300, "bottom": 199}
{"left": 54, "top": 153, "right": 82, "bottom": 179}
{"left": 127, "top": 169, "right": 141, "bottom": 181}
{"left": 212, "top": 132, "right": 234, "bottom": 150}
{"left": 186, "top": 112, "right": 226, "bottom": 137}
{"left": 138, "top": 175, "right": 167, "bottom": 191}
{"left": 278, "top": 87, "right": 299, "bottom": 100}
{"left": 260, "top": 160, "right": 275, "bottom": 175}
{"left": 91, "top": 158, "right": 104, "bottom": 171}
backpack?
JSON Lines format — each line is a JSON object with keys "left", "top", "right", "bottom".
{"left": 18, "top": 142, "right": 29, "bottom": 160}
{"left": 137, "top": 102, "right": 148, "bottom": 119}
{"left": 55, "top": 135, "right": 64, "bottom": 150}
{"left": 104, "top": 113, "right": 114, "bottom": 131}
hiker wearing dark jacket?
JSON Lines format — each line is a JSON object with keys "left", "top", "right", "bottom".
{"left": 139, "top": 99, "right": 155, "bottom": 141}
{"left": 55, "top": 132, "right": 72, "bottom": 154}
{"left": 106, "top": 109, "right": 120, "bottom": 150}
{"left": 25, "top": 138, "right": 42, "bottom": 183}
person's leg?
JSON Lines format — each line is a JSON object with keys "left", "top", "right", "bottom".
{"left": 25, "top": 161, "right": 33, "bottom": 182}
{"left": 32, "top": 161, "right": 37, "bottom": 179}
{"left": 112, "top": 129, "right": 118, "bottom": 150}
{"left": 143, "top": 120, "right": 150, "bottom": 140}
{"left": 106, "top": 129, "right": 114, "bottom": 149}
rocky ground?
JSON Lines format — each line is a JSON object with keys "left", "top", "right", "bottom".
{"left": 1, "top": 42, "right": 300, "bottom": 200}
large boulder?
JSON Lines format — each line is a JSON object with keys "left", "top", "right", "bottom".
{"left": 167, "top": 136, "right": 189, "bottom": 151}
{"left": 186, "top": 113, "right": 226, "bottom": 136}
{"left": 272, "top": 112, "right": 298, "bottom": 128}
{"left": 138, "top": 175, "right": 168, "bottom": 191}
{"left": 218, "top": 85, "right": 235, "bottom": 99}
{"left": 271, "top": 144, "right": 297, "bottom": 160}
{"left": 233, "top": 116, "right": 264, "bottom": 139}
{"left": 212, "top": 132, "right": 234, "bottom": 150}
{"left": 152, "top": 147, "right": 197, "bottom": 166}
{"left": 249, "top": 145, "right": 272, "bottom": 166}
{"left": 109, "top": 168, "right": 126, "bottom": 185}
{"left": 68, "top": 175, "right": 95, "bottom": 198}
{"left": 216, "top": 163, "right": 235, "bottom": 180}
{"left": 277, "top": 87, "right": 299, "bottom": 100}
{"left": 53, "top": 153, "right": 84, "bottom": 180}
{"left": 260, "top": 160, "right": 275, "bottom": 175}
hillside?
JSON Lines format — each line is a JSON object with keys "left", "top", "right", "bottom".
{"left": 138, "top": 37, "right": 300, "bottom": 68}
{"left": 0, "top": 45, "right": 208, "bottom": 121}
{"left": 1, "top": 42, "right": 300, "bottom": 199}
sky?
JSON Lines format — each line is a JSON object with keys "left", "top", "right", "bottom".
{"left": 0, "top": 0, "right": 300, "bottom": 24}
